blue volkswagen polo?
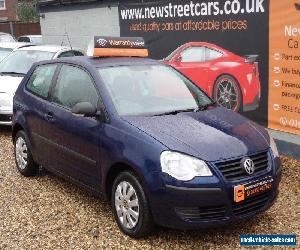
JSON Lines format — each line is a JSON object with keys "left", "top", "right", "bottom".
{"left": 12, "top": 37, "right": 281, "bottom": 238}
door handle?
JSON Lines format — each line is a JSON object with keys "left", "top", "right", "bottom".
{"left": 44, "top": 112, "right": 55, "bottom": 122}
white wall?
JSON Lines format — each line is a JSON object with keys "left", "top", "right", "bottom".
{"left": 40, "top": 4, "right": 120, "bottom": 52}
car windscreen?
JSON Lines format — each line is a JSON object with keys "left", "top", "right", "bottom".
{"left": 0, "top": 50, "right": 54, "bottom": 75}
{"left": 98, "top": 65, "right": 213, "bottom": 116}
{"left": 0, "top": 47, "right": 13, "bottom": 62}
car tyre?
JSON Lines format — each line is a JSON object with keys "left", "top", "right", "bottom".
{"left": 111, "top": 171, "right": 154, "bottom": 238}
{"left": 213, "top": 75, "right": 242, "bottom": 112}
{"left": 14, "top": 130, "right": 38, "bottom": 177}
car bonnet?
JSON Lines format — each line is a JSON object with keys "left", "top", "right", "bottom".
{"left": 123, "top": 107, "right": 270, "bottom": 162}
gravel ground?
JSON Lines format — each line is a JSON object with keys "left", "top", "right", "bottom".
{"left": 0, "top": 127, "right": 299, "bottom": 250}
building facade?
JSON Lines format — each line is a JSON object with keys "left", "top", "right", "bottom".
{"left": 38, "top": 0, "right": 149, "bottom": 50}
{"left": 0, "top": 0, "right": 18, "bottom": 22}
{"left": 39, "top": 0, "right": 121, "bottom": 50}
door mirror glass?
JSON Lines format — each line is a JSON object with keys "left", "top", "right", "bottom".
{"left": 72, "top": 102, "right": 97, "bottom": 117}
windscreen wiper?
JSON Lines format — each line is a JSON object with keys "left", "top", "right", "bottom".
{"left": 153, "top": 103, "right": 217, "bottom": 116}
{"left": 0, "top": 71, "right": 25, "bottom": 76}
{"left": 154, "top": 108, "right": 195, "bottom": 116}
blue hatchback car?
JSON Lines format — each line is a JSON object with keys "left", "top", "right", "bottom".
{"left": 12, "top": 55, "right": 281, "bottom": 238}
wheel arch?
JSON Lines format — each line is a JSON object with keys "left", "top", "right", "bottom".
{"left": 213, "top": 73, "right": 241, "bottom": 92}
{"left": 104, "top": 162, "right": 146, "bottom": 201}
{"left": 12, "top": 123, "right": 24, "bottom": 142}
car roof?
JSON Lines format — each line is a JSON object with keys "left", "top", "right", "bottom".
{"left": 37, "top": 56, "right": 160, "bottom": 68}
{"left": 0, "top": 42, "right": 34, "bottom": 49}
{"left": 17, "top": 45, "right": 80, "bottom": 53}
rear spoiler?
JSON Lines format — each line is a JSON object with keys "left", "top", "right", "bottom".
{"left": 244, "top": 55, "right": 259, "bottom": 64}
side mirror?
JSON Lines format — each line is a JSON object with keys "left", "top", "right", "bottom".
{"left": 72, "top": 102, "right": 98, "bottom": 117}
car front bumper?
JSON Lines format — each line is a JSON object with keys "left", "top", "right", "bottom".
{"left": 0, "top": 93, "right": 13, "bottom": 125}
{"left": 149, "top": 160, "right": 281, "bottom": 229}
{"left": 0, "top": 110, "right": 13, "bottom": 125}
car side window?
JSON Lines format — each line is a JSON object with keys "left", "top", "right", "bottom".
{"left": 181, "top": 47, "right": 205, "bottom": 62}
{"left": 206, "top": 48, "right": 223, "bottom": 61}
{"left": 52, "top": 65, "right": 99, "bottom": 109}
{"left": 57, "top": 51, "right": 75, "bottom": 58}
{"left": 26, "top": 64, "right": 57, "bottom": 98}
{"left": 18, "top": 37, "right": 30, "bottom": 43}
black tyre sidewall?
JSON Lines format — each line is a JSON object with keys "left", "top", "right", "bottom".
{"left": 14, "top": 130, "right": 38, "bottom": 177}
{"left": 111, "top": 171, "right": 153, "bottom": 238}
{"left": 213, "top": 75, "right": 243, "bottom": 112}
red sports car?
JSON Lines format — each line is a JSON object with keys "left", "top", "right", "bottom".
{"left": 163, "top": 42, "right": 261, "bottom": 112}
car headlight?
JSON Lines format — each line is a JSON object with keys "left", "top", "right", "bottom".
{"left": 268, "top": 133, "right": 279, "bottom": 158}
{"left": 160, "top": 151, "right": 212, "bottom": 181}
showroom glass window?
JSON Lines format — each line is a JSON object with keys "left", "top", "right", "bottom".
{"left": 52, "top": 65, "right": 99, "bottom": 109}
{"left": 26, "top": 64, "right": 57, "bottom": 98}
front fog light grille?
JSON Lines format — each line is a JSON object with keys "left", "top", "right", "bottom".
{"left": 175, "top": 205, "right": 226, "bottom": 221}
{"left": 0, "top": 114, "right": 12, "bottom": 122}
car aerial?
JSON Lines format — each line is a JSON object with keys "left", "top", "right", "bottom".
{"left": 0, "top": 42, "right": 35, "bottom": 62}
{"left": 0, "top": 32, "right": 16, "bottom": 43}
{"left": 163, "top": 42, "right": 261, "bottom": 112}
{"left": 0, "top": 45, "right": 84, "bottom": 125}
{"left": 12, "top": 37, "right": 281, "bottom": 238}
{"left": 18, "top": 35, "right": 43, "bottom": 44}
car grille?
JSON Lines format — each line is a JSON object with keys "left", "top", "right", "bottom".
{"left": 215, "top": 151, "right": 269, "bottom": 181}
{"left": 175, "top": 205, "right": 226, "bottom": 221}
{"left": 0, "top": 114, "right": 12, "bottom": 122}
{"left": 232, "top": 191, "right": 271, "bottom": 217}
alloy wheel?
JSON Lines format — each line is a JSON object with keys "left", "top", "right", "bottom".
{"left": 215, "top": 78, "right": 240, "bottom": 111}
{"left": 114, "top": 181, "right": 140, "bottom": 229}
{"left": 15, "top": 137, "right": 28, "bottom": 170}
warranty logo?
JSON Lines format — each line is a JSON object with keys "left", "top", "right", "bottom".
{"left": 97, "top": 38, "right": 108, "bottom": 47}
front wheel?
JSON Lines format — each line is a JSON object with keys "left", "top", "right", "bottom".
{"left": 111, "top": 171, "right": 154, "bottom": 238}
{"left": 213, "top": 75, "right": 242, "bottom": 112}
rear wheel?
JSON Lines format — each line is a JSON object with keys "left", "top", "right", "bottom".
{"left": 111, "top": 171, "right": 154, "bottom": 238}
{"left": 213, "top": 75, "right": 242, "bottom": 112}
{"left": 14, "top": 130, "right": 38, "bottom": 177}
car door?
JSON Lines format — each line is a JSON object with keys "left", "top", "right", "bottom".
{"left": 42, "top": 64, "right": 102, "bottom": 189}
{"left": 170, "top": 46, "right": 210, "bottom": 93}
{"left": 23, "top": 63, "right": 59, "bottom": 165}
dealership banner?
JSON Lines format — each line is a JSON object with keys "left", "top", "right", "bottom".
{"left": 269, "top": 0, "right": 300, "bottom": 135}
{"left": 119, "top": 0, "right": 300, "bottom": 135}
